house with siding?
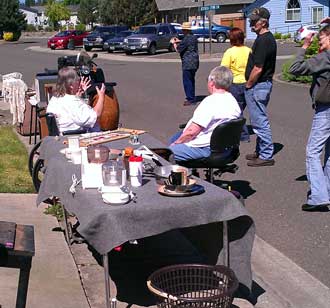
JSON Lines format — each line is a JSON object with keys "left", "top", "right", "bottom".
{"left": 243, "top": 0, "right": 330, "bottom": 39}
{"left": 19, "top": 5, "right": 39, "bottom": 25}
{"left": 20, "top": 5, "right": 80, "bottom": 28}
{"left": 155, "top": 0, "right": 254, "bottom": 31}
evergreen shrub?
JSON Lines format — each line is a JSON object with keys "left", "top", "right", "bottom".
{"left": 274, "top": 32, "right": 282, "bottom": 39}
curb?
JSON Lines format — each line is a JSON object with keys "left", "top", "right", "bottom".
{"left": 25, "top": 46, "right": 222, "bottom": 63}
{"left": 252, "top": 236, "right": 330, "bottom": 308}
{"left": 25, "top": 46, "right": 296, "bottom": 64}
{"left": 273, "top": 72, "right": 311, "bottom": 88}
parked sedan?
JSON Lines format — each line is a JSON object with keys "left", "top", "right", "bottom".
{"left": 294, "top": 24, "right": 319, "bottom": 42}
{"left": 47, "top": 30, "right": 89, "bottom": 49}
{"left": 103, "top": 30, "right": 135, "bottom": 53}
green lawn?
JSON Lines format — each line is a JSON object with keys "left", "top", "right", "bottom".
{"left": 0, "top": 126, "right": 34, "bottom": 193}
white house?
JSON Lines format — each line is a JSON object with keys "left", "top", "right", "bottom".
{"left": 19, "top": 5, "right": 39, "bottom": 25}
{"left": 20, "top": 4, "right": 80, "bottom": 28}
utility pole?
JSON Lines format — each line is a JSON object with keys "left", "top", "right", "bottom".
{"left": 202, "top": 0, "right": 205, "bottom": 54}
{"left": 193, "top": 0, "right": 205, "bottom": 53}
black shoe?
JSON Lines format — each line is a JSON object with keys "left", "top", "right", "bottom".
{"left": 183, "top": 100, "right": 196, "bottom": 106}
{"left": 301, "top": 203, "right": 330, "bottom": 212}
{"left": 245, "top": 152, "right": 258, "bottom": 160}
{"left": 247, "top": 157, "right": 275, "bottom": 167}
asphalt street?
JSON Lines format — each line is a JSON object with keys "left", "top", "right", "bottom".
{"left": 1, "top": 37, "right": 329, "bottom": 289}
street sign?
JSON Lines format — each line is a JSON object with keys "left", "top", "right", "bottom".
{"left": 200, "top": 5, "right": 220, "bottom": 12}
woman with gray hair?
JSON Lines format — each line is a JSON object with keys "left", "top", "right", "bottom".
{"left": 169, "top": 66, "right": 241, "bottom": 161}
{"left": 47, "top": 67, "right": 105, "bottom": 133}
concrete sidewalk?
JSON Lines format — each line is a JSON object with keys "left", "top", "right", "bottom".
{"left": 0, "top": 194, "right": 89, "bottom": 308}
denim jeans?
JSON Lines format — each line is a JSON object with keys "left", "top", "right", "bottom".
{"left": 306, "top": 104, "right": 330, "bottom": 205}
{"left": 229, "top": 83, "right": 250, "bottom": 141}
{"left": 182, "top": 69, "right": 197, "bottom": 102}
{"left": 245, "top": 81, "right": 274, "bottom": 160}
{"left": 169, "top": 131, "right": 211, "bottom": 161}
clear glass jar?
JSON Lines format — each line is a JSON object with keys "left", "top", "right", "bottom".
{"left": 102, "top": 160, "right": 126, "bottom": 188}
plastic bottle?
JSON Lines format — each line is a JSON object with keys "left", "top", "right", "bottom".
{"left": 123, "top": 147, "right": 134, "bottom": 180}
{"left": 129, "top": 155, "right": 143, "bottom": 187}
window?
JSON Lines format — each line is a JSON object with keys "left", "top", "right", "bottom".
{"left": 312, "top": 7, "right": 323, "bottom": 24}
{"left": 159, "top": 26, "right": 170, "bottom": 34}
{"left": 286, "top": 0, "right": 301, "bottom": 22}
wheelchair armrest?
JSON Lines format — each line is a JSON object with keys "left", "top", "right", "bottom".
{"left": 179, "top": 123, "right": 187, "bottom": 129}
{"left": 105, "top": 82, "right": 117, "bottom": 87}
{"left": 62, "top": 129, "right": 87, "bottom": 136}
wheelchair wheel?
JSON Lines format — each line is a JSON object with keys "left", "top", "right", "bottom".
{"left": 28, "top": 141, "right": 42, "bottom": 176}
{"left": 32, "top": 158, "right": 44, "bottom": 192}
{"left": 32, "top": 159, "right": 53, "bottom": 205}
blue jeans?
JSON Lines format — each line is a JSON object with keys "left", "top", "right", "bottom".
{"left": 306, "top": 104, "right": 330, "bottom": 205}
{"left": 229, "top": 83, "right": 250, "bottom": 142}
{"left": 169, "top": 131, "right": 211, "bottom": 161}
{"left": 182, "top": 69, "right": 197, "bottom": 102}
{"left": 245, "top": 81, "right": 274, "bottom": 160}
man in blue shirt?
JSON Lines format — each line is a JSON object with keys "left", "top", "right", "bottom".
{"left": 172, "top": 22, "right": 199, "bottom": 106}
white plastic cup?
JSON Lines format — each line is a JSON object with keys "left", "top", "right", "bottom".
{"left": 67, "top": 136, "right": 80, "bottom": 149}
{"left": 70, "top": 149, "right": 82, "bottom": 165}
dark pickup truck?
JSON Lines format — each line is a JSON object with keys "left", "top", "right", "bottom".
{"left": 123, "top": 23, "right": 178, "bottom": 55}
{"left": 191, "top": 21, "right": 232, "bottom": 43}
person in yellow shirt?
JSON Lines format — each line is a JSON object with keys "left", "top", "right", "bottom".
{"left": 221, "top": 27, "right": 251, "bottom": 142}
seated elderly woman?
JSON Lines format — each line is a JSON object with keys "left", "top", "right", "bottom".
{"left": 46, "top": 67, "right": 105, "bottom": 133}
{"left": 169, "top": 66, "right": 241, "bottom": 161}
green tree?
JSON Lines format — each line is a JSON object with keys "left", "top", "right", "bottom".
{"left": 25, "top": 0, "right": 36, "bottom": 6}
{"left": 0, "top": 0, "right": 27, "bottom": 38}
{"left": 45, "top": 0, "right": 70, "bottom": 30}
{"left": 36, "top": 0, "right": 47, "bottom": 5}
{"left": 78, "top": 0, "right": 98, "bottom": 26}
{"left": 63, "top": 0, "right": 80, "bottom": 5}
{"left": 98, "top": 0, "right": 159, "bottom": 27}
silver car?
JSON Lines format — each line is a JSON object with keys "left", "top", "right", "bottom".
{"left": 294, "top": 24, "right": 319, "bottom": 42}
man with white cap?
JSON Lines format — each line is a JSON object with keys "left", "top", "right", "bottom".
{"left": 244, "top": 7, "right": 277, "bottom": 167}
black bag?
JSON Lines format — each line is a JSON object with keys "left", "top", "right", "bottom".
{"left": 315, "top": 77, "right": 330, "bottom": 104}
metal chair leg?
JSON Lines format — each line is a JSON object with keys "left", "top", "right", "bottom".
{"left": 209, "top": 168, "right": 214, "bottom": 184}
{"left": 29, "top": 105, "right": 34, "bottom": 145}
{"left": 223, "top": 221, "right": 229, "bottom": 267}
{"left": 103, "top": 254, "right": 111, "bottom": 308}
{"left": 34, "top": 106, "right": 38, "bottom": 145}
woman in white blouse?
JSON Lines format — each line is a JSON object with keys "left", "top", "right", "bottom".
{"left": 47, "top": 67, "right": 105, "bottom": 133}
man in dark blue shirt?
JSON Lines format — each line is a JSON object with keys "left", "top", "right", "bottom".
{"left": 172, "top": 22, "right": 199, "bottom": 106}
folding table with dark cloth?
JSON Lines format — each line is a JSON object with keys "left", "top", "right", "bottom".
{"left": 36, "top": 134, "right": 255, "bottom": 307}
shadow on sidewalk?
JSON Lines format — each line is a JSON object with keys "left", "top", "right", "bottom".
{"left": 88, "top": 229, "right": 207, "bottom": 306}
{"left": 86, "top": 221, "right": 256, "bottom": 307}
{"left": 234, "top": 280, "right": 266, "bottom": 306}
{"left": 213, "top": 179, "right": 256, "bottom": 200}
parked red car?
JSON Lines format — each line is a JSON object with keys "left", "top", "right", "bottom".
{"left": 47, "top": 30, "right": 89, "bottom": 49}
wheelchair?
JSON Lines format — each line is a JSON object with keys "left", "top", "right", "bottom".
{"left": 29, "top": 51, "right": 120, "bottom": 190}
{"left": 29, "top": 111, "right": 86, "bottom": 195}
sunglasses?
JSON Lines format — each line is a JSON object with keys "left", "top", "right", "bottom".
{"left": 249, "top": 19, "right": 259, "bottom": 26}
